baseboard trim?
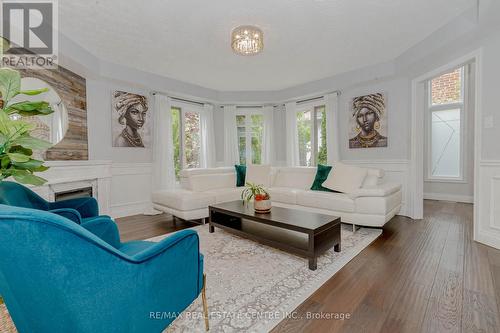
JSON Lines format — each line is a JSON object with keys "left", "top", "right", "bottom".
{"left": 475, "top": 231, "right": 500, "bottom": 250}
{"left": 424, "top": 192, "right": 473, "bottom": 203}
{"left": 110, "top": 201, "right": 152, "bottom": 218}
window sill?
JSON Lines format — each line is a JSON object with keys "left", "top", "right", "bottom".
{"left": 425, "top": 177, "right": 467, "bottom": 184}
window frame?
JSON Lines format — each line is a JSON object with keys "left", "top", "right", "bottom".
{"left": 296, "top": 102, "right": 326, "bottom": 167}
{"left": 171, "top": 102, "right": 203, "bottom": 173}
{"left": 425, "top": 65, "right": 468, "bottom": 183}
{"left": 235, "top": 107, "right": 264, "bottom": 165}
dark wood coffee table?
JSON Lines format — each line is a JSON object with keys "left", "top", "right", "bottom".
{"left": 208, "top": 201, "right": 341, "bottom": 270}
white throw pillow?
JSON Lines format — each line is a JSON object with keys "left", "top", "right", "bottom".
{"left": 322, "top": 163, "right": 368, "bottom": 194}
{"left": 246, "top": 164, "right": 272, "bottom": 187}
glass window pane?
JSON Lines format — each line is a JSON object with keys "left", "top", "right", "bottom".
{"left": 315, "top": 106, "right": 327, "bottom": 165}
{"left": 236, "top": 115, "right": 246, "bottom": 126}
{"left": 431, "top": 67, "right": 463, "bottom": 106}
{"left": 239, "top": 135, "right": 246, "bottom": 165}
{"left": 184, "top": 112, "right": 200, "bottom": 169}
{"left": 171, "top": 107, "right": 181, "bottom": 180}
{"left": 431, "top": 109, "right": 461, "bottom": 178}
{"left": 251, "top": 115, "right": 263, "bottom": 164}
{"left": 297, "top": 110, "right": 312, "bottom": 166}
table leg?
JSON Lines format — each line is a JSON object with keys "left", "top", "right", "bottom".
{"left": 309, "top": 257, "right": 317, "bottom": 270}
{"left": 209, "top": 224, "right": 215, "bottom": 233}
{"left": 334, "top": 243, "right": 341, "bottom": 252}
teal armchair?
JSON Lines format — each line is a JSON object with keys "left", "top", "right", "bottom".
{"left": 0, "top": 181, "right": 117, "bottom": 244}
{"left": 0, "top": 204, "right": 207, "bottom": 333}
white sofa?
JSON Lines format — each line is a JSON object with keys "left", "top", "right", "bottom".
{"left": 152, "top": 166, "right": 402, "bottom": 228}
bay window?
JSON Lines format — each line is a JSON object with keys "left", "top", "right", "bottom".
{"left": 171, "top": 105, "right": 202, "bottom": 179}
{"left": 297, "top": 105, "right": 327, "bottom": 166}
{"left": 236, "top": 109, "right": 264, "bottom": 165}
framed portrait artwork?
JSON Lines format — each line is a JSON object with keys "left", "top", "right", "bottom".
{"left": 348, "top": 92, "right": 388, "bottom": 149}
{"left": 111, "top": 91, "right": 151, "bottom": 148}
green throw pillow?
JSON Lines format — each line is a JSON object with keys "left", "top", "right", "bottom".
{"left": 310, "top": 164, "right": 335, "bottom": 192}
{"left": 235, "top": 165, "right": 246, "bottom": 187}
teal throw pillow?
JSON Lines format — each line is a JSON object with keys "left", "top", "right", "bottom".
{"left": 235, "top": 165, "right": 246, "bottom": 187}
{"left": 310, "top": 164, "right": 335, "bottom": 192}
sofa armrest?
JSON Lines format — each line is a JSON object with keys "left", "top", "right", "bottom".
{"left": 49, "top": 197, "right": 99, "bottom": 218}
{"left": 348, "top": 183, "right": 402, "bottom": 199}
{"left": 49, "top": 208, "right": 82, "bottom": 224}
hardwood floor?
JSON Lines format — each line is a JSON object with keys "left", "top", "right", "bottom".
{"left": 115, "top": 200, "right": 500, "bottom": 333}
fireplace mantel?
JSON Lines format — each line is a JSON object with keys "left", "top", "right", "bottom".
{"left": 31, "top": 160, "right": 112, "bottom": 215}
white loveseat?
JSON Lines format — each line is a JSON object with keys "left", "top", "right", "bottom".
{"left": 152, "top": 166, "right": 402, "bottom": 228}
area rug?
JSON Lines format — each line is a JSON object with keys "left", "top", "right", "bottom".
{"left": 0, "top": 224, "right": 381, "bottom": 333}
{"left": 160, "top": 224, "right": 382, "bottom": 333}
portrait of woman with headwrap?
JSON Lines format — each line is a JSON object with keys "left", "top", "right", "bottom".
{"left": 112, "top": 91, "right": 150, "bottom": 148}
{"left": 349, "top": 93, "right": 388, "bottom": 148}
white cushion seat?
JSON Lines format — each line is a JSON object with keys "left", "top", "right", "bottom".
{"left": 204, "top": 188, "right": 242, "bottom": 203}
{"left": 268, "top": 187, "right": 301, "bottom": 205}
{"left": 152, "top": 189, "right": 215, "bottom": 211}
{"left": 297, "top": 190, "right": 355, "bottom": 213}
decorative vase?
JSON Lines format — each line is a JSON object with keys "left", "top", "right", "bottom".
{"left": 254, "top": 199, "right": 272, "bottom": 213}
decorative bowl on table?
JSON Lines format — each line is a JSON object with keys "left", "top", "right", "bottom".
{"left": 254, "top": 195, "right": 272, "bottom": 214}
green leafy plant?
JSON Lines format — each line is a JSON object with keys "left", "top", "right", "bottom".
{"left": 0, "top": 68, "right": 54, "bottom": 185}
{"left": 241, "top": 182, "right": 270, "bottom": 202}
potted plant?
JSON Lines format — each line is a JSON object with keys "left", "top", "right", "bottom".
{"left": 241, "top": 182, "right": 272, "bottom": 213}
{"left": 0, "top": 68, "right": 54, "bottom": 185}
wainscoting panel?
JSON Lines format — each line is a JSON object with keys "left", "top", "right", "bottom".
{"left": 342, "top": 159, "right": 411, "bottom": 217}
{"left": 110, "top": 163, "right": 153, "bottom": 218}
{"left": 476, "top": 160, "right": 500, "bottom": 249}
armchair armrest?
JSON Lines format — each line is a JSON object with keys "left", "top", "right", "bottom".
{"left": 49, "top": 208, "right": 82, "bottom": 224}
{"left": 130, "top": 229, "right": 200, "bottom": 263}
{"left": 81, "top": 216, "right": 121, "bottom": 248}
{"left": 49, "top": 197, "right": 99, "bottom": 218}
{"left": 348, "top": 183, "right": 402, "bottom": 199}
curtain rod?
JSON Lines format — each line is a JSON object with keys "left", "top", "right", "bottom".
{"left": 151, "top": 91, "right": 211, "bottom": 106}
{"left": 276, "top": 90, "right": 341, "bottom": 107}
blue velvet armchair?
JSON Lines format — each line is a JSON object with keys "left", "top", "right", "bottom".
{"left": 0, "top": 204, "right": 207, "bottom": 333}
{"left": 0, "top": 181, "right": 118, "bottom": 244}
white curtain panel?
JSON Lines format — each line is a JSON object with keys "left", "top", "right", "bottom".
{"left": 262, "top": 105, "right": 274, "bottom": 165}
{"left": 152, "top": 94, "right": 176, "bottom": 191}
{"left": 285, "top": 101, "right": 300, "bottom": 166}
{"left": 200, "top": 103, "right": 216, "bottom": 168}
{"left": 325, "top": 92, "right": 340, "bottom": 164}
{"left": 223, "top": 105, "right": 239, "bottom": 166}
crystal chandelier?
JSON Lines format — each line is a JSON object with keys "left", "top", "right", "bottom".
{"left": 231, "top": 26, "right": 263, "bottom": 55}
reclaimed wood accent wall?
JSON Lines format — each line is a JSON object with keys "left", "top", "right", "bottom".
{"left": 19, "top": 66, "right": 88, "bottom": 160}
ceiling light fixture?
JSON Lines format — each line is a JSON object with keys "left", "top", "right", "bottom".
{"left": 231, "top": 25, "right": 263, "bottom": 55}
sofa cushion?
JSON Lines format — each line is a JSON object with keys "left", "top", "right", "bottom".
{"left": 204, "top": 188, "right": 242, "bottom": 203}
{"left": 190, "top": 173, "right": 236, "bottom": 192}
{"left": 152, "top": 190, "right": 215, "bottom": 211}
{"left": 273, "top": 167, "right": 317, "bottom": 189}
{"left": 297, "top": 190, "right": 355, "bottom": 213}
{"left": 268, "top": 187, "right": 300, "bottom": 205}
{"left": 246, "top": 164, "right": 272, "bottom": 187}
{"left": 322, "top": 163, "right": 367, "bottom": 194}
{"left": 355, "top": 190, "right": 402, "bottom": 215}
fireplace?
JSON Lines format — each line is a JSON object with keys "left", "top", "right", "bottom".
{"left": 54, "top": 186, "right": 93, "bottom": 202}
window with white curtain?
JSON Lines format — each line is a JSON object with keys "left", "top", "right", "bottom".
{"left": 426, "top": 66, "right": 467, "bottom": 181}
{"left": 235, "top": 108, "right": 264, "bottom": 165}
{"left": 171, "top": 104, "right": 202, "bottom": 179}
{"left": 296, "top": 104, "right": 327, "bottom": 166}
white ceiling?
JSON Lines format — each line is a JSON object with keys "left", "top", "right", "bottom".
{"left": 61, "top": 0, "right": 474, "bottom": 91}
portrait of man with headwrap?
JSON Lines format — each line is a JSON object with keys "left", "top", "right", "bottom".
{"left": 349, "top": 93, "right": 387, "bottom": 148}
{"left": 112, "top": 91, "right": 150, "bottom": 148}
